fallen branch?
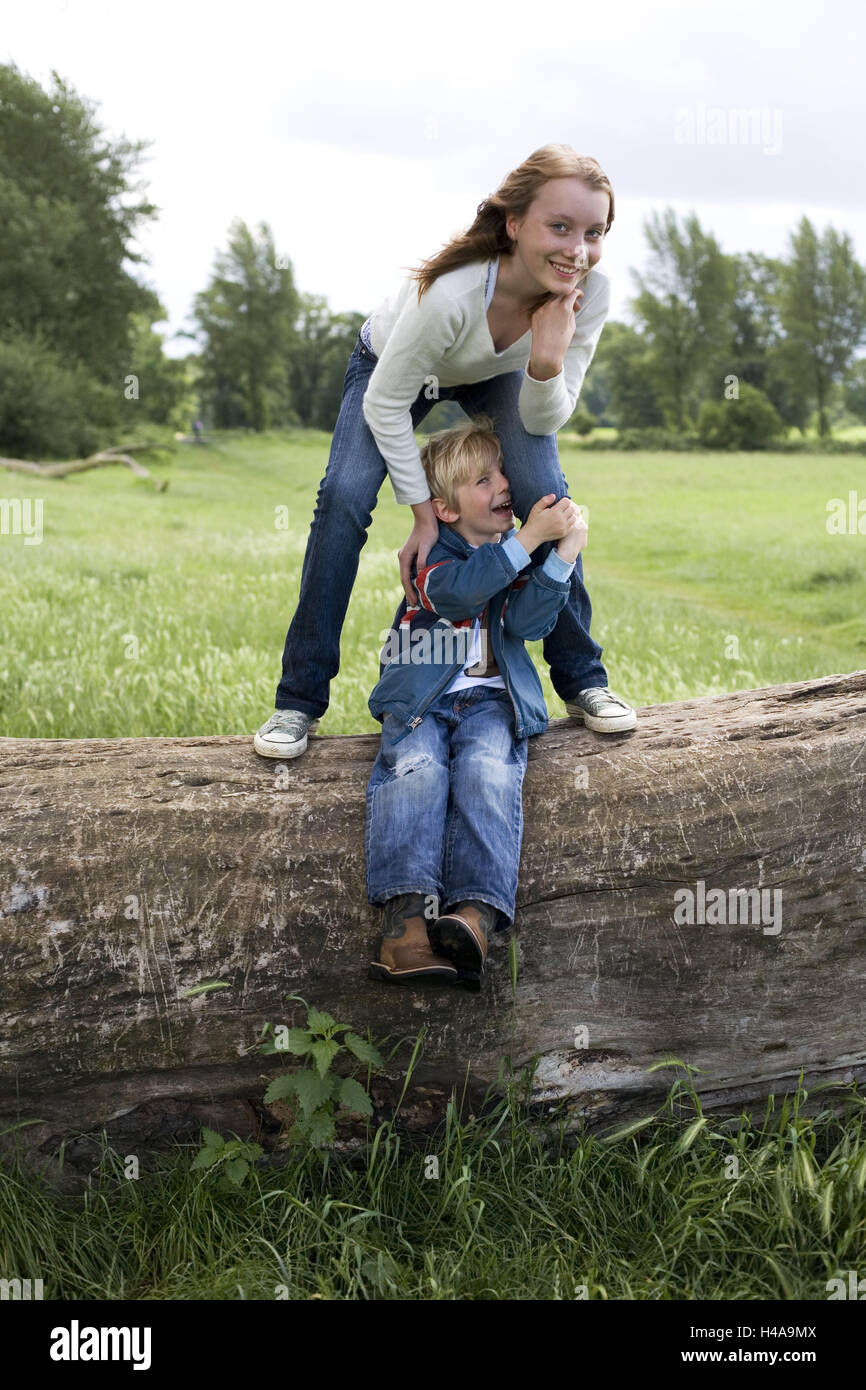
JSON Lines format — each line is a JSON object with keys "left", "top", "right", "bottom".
{"left": 0, "top": 442, "right": 172, "bottom": 490}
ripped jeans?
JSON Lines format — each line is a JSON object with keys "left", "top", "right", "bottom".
{"left": 365, "top": 685, "right": 528, "bottom": 933}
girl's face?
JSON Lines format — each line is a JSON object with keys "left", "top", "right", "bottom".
{"left": 505, "top": 177, "right": 610, "bottom": 296}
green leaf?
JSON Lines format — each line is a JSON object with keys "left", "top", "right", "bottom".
{"left": 200, "top": 1127, "right": 225, "bottom": 1150}
{"left": 294, "top": 1069, "right": 337, "bottom": 1117}
{"left": 645, "top": 1058, "right": 706, "bottom": 1076}
{"left": 191, "top": 1146, "right": 224, "bottom": 1170}
{"left": 343, "top": 1032, "right": 384, "bottom": 1068}
{"left": 310, "top": 1038, "right": 341, "bottom": 1078}
{"left": 338, "top": 1076, "right": 373, "bottom": 1117}
{"left": 224, "top": 1157, "right": 250, "bottom": 1186}
{"left": 819, "top": 1182, "right": 833, "bottom": 1235}
{"left": 306, "top": 1007, "right": 338, "bottom": 1034}
{"left": 182, "top": 981, "right": 231, "bottom": 997}
{"left": 304, "top": 1109, "right": 336, "bottom": 1147}
{"left": 600, "top": 1115, "right": 657, "bottom": 1144}
{"left": 264, "top": 1073, "right": 300, "bottom": 1104}
{"left": 676, "top": 1116, "right": 708, "bottom": 1153}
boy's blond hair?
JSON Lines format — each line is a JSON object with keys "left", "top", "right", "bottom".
{"left": 420, "top": 415, "right": 503, "bottom": 515}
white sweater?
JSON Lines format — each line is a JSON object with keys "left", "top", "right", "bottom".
{"left": 361, "top": 257, "right": 611, "bottom": 505}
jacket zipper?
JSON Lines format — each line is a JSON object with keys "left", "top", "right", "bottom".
{"left": 402, "top": 647, "right": 467, "bottom": 735}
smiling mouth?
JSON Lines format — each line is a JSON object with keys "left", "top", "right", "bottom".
{"left": 492, "top": 500, "right": 513, "bottom": 515}
{"left": 551, "top": 259, "right": 590, "bottom": 278}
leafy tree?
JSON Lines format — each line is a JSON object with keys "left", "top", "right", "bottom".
{"left": 0, "top": 326, "right": 118, "bottom": 458}
{"left": 0, "top": 62, "right": 183, "bottom": 456}
{"left": 775, "top": 217, "right": 866, "bottom": 437}
{"left": 286, "top": 296, "right": 365, "bottom": 429}
{"left": 696, "top": 382, "right": 785, "bottom": 450}
{"left": 728, "top": 254, "right": 783, "bottom": 392}
{"left": 569, "top": 407, "right": 599, "bottom": 437}
{"left": 0, "top": 62, "right": 161, "bottom": 386}
{"left": 842, "top": 357, "right": 866, "bottom": 423}
{"left": 588, "top": 321, "right": 665, "bottom": 429}
{"left": 191, "top": 220, "right": 300, "bottom": 431}
{"left": 126, "top": 311, "right": 195, "bottom": 429}
{"left": 630, "top": 210, "right": 735, "bottom": 431}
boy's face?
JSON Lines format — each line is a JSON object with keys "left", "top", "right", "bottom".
{"left": 433, "top": 459, "right": 514, "bottom": 546}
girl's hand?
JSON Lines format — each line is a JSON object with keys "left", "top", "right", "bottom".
{"left": 399, "top": 501, "right": 439, "bottom": 605}
{"left": 556, "top": 505, "right": 588, "bottom": 565}
{"left": 528, "top": 286, "right": 583, "bottom": 381}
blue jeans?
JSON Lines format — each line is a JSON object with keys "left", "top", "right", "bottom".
{"left": 365, "top": 685, "right": 528, "bottom": 933}
{"left": 276, "top": 333, "right": 607, "bottom": 716}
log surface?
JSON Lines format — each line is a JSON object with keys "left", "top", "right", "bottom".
{"left": 1, "top": 670, "right": 865, "bottom": 1166}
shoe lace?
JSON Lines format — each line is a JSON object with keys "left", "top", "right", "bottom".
{"left": 579, "top": 687, "right": 630, "bottom": 713}
{"left": 267, "top": 710, "right": 314, "bottom": 734}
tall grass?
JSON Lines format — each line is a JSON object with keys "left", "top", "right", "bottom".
{"left": 1, "top": 1066, "right": 863, "bottom": 1300}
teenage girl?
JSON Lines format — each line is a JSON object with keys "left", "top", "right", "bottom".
{"left": 254, "top": 142, "right": 636, "bottom": 759}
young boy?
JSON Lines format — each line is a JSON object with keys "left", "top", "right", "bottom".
{"left": 365, "top": 415, "right": 587, "bottom": 990}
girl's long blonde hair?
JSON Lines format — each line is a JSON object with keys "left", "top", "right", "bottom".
{"left": 409, "top": 144, "right": 614, "bottom": 317}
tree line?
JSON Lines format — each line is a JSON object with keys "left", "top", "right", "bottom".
{"left": 2, "top": 61, "right": 865, "bottom": 461}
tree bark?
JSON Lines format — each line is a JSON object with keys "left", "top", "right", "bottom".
{"left": 1, "top": 670, "right": 864, "bottom": 1179}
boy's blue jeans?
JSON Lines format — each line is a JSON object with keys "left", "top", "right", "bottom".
{"left": 275, "top": 334, "right": 607, "bottom": 717}
{"left": 365, "top": 685, "right": 528, "bottom": 933}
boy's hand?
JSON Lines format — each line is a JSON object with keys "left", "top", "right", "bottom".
{"left": 556, "top": 505, "right": 588, "bottom": 565}
{"left": 518, "top": 495, "right": 582, "bottom": 553}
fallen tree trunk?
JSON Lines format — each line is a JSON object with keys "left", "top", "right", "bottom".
{"left": 1, "top": 442, "right": 170, "bottom": 490}
{"left": 1, "top": 670, "right": 864, "bottom": 1178}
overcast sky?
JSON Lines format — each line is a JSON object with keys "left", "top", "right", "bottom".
{"left": 4, "top": 0, "right": 865, "bottom": 356}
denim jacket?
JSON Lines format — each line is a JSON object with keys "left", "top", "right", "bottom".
{"left": 368, "top": 521, "right": 572, "bottom": 743}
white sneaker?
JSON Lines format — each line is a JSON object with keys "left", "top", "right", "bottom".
{"left": 564, "top": 687, "right": 637, "bottom": 733}
{"left": 253, "top": 710, "right": 321, "bottom": 759}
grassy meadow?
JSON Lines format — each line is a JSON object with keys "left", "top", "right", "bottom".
{"left": 1, "top": 430, "right": 865, "bottom": 739}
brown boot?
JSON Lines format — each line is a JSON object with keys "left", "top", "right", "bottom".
{"left": 429, "top": 899, "right": 497, "bottom": 975}
{"left": 369, "top": 892, "right": 458, "bottom": 984}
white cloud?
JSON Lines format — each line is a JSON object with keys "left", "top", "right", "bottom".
{"left": 3, "top": 0, "right": 864, "bottom": 352}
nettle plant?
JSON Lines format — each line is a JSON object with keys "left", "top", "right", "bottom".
{"left": 191, "top": 1129, "right": 264, "bottom": 1193}
{"left": 259, "top": 996, "right": 386, "bottom": 1148}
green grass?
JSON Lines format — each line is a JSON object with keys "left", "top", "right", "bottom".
{"left": 1, "top": 1069, "right": 864, "bottom": 1300}
{"left": 1, "top": 430, "right": 864, "bottom": 738}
